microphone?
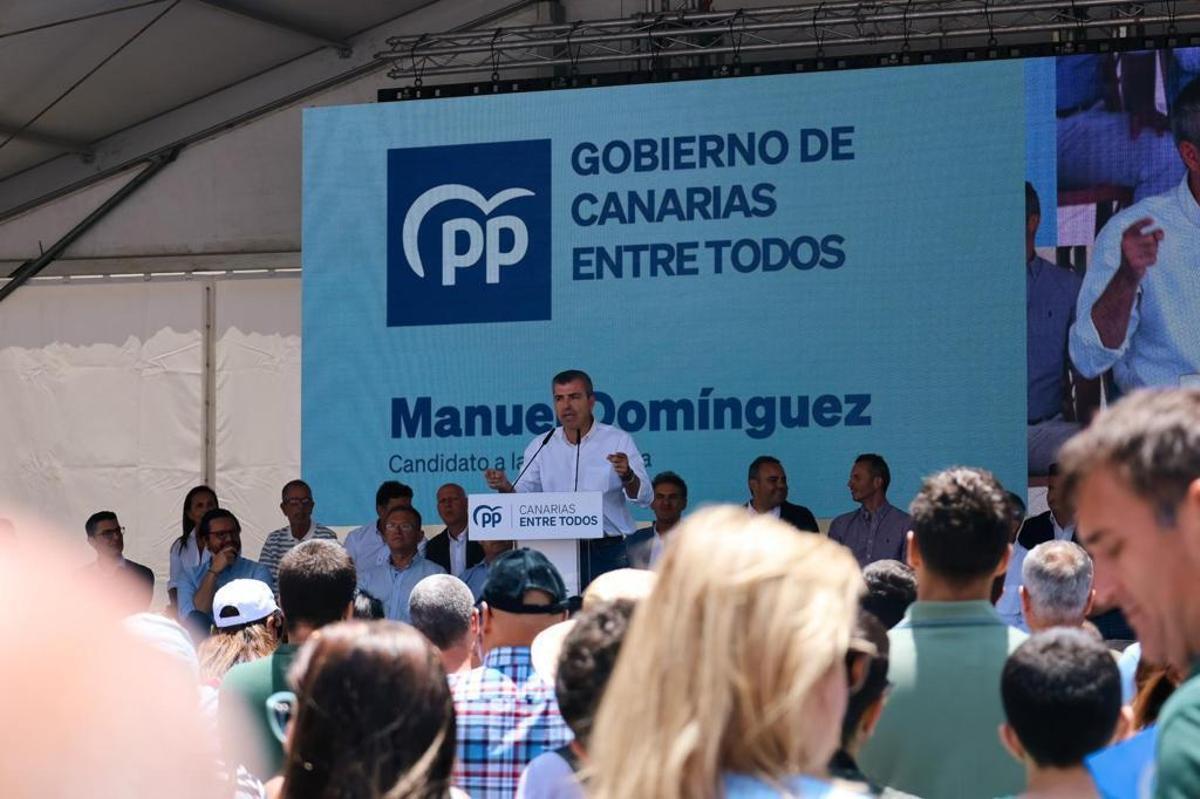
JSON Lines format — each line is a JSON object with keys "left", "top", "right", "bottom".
{"left": 509, "top": 427, "right": 556, "bottom": 492}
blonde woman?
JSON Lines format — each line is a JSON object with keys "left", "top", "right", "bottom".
{"left": 588, "top": 505, "right": 869, "bottom": 799}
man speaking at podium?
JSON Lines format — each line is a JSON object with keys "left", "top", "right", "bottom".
{"left": 484, "top": 369, "right": 652, "bottom": 588}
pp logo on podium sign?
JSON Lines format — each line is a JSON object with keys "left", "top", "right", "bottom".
{"left": 387, "top": 139, "right": 552, "bottom": 327}
{"left": 473, "top": 505, "right": 504, "bottom": 529}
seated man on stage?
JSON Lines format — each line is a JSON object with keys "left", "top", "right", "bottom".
{"left": 745, "top": 455, "right": 819, "bottom": 533}
{"left": 484, "top": 369, "right": 652, "bottom": 588}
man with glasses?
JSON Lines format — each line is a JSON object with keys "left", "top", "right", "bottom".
{"left": 259, "top": 479, "right": 338, "bottom": 592}
{"left": 356, "top": 505, "right": 444, "bottom": 623}
{"left": 177, "top": 508, "right": 272, "bottom": 637}
{"left": 80, "top": 510, "right": 154, "bottom": 612}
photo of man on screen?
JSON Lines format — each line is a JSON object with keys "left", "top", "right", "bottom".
{"left": 1069, "top": 76, "right": 1200, "bottom": 394}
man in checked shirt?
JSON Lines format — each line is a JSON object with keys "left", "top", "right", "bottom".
{"left": 452, "top": 548, "right": 572, "bottom": 798}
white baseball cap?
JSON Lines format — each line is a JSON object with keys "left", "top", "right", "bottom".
{"left": 212, "top": 579, "right": 277, "bottom": 629}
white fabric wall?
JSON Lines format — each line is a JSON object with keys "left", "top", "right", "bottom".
{"left": 214, "top": 278, "right": 302, "bottom": 551}
{"left": 0, "top": 277, "right": 301, "bottom": 606}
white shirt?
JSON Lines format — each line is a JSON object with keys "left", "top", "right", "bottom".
{"left": 516, "top": 750, "right": 584, "bottom": 799}
{"left": 514, "top": 421, "right": 652, "bottom": 535}
{"left": 649, "top": 530, "right": 666, "bottom": 568}
{"left": 1071, "top": 175, "right": 1200, "bottom": 390}
{"left": 168, "top": 531, "right": 210, "bottom": 591}
{"left": 996, "top": 514, "right": 1076, "bottom": 630}
{"left": 448, "top": 528, "right": 468, "bottom": 577}
{"left": 745, "top": 501, "right": 782, "bottom": 519}
{"left": 344, "top": 521, "right": 390, "bottom": 571}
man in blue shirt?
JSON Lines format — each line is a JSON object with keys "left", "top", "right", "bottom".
{"left": 357, "top": 505, "right": 444, "bottom": 623}
{"left": 177, "top": 508, "right": 272, "bottom": 638}
{"left": 1071, "top": 78, "right": 1200, "bottom": 393}
{"left": 827, "top": 454, "right": 912, "bottom": 566}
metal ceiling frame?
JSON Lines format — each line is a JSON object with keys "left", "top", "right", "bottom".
{"left": 0, "top": 0, "right": 545, "bottom": 223}
{"left": 375, "top": 0, "right": 1200, "bottom": 80}
{"left": 0, "top": 147, "right": 179, "bottom": 304}
{"left": 0, "top": 123, "right": 93, "bottom": 157}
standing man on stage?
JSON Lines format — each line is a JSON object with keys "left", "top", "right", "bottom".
{"left": 484, "top": 369, "right": 652, "bottom": 588}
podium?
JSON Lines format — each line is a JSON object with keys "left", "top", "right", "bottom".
{"left": 468, "top": 491, "right": 603, "bottom": 595}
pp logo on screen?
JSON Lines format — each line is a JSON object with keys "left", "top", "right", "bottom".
{"left": 387, "top": 139, "right": 552, "bottom": 327}
{"left": 473, "top": 505, "right": 504, "bottom": 529}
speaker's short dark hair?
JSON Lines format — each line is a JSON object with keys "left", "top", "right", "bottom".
{"left": 861, "top": 559, "right": 917, "bottom": 629}
{"left": 1002, "top": 628, "right": 1122, "bottom": 767}
{"left": 556, "top": 599, "right": 635, "bottom": 745}
{"left": 651, "top": 471, "right": 688, "bottom": 501}
{"left": 85, "top": 510, "right": 117, "bottom": 538}
{"left": 910, "top": 467, "right": 1010, "bottom": 582}
{"left": 748, "top": 455, "right": 782, "bottom": 481}
{"left": 278, "top": 540, "right": 356, "bottom": 632}
{"left": 552, "top": 369, "right": 593, "bottom": 395}
{"left": 375, "top": 480, "right": 413, "bottom": 508}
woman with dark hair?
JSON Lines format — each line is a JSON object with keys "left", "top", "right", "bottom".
{"left": 266, "top": 621, "right": 459, "bottom": 799}
{"left": 169, "top": 485, "right": 218, "bottom": 611}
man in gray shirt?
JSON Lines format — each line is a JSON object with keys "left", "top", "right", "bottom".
{"left": 828, "top": 454, "right": 912, "bottom": 567}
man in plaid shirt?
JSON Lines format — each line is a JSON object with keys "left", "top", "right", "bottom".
{"left": 452, "top": 548, "right": 573, "bottom": 797}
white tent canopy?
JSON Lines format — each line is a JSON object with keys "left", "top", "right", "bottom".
{"left": 0, "top": 0, "right": 563, "bottom": 603}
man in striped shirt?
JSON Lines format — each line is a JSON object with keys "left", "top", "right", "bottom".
{"left": 258, "top": 479, "right": 338, "bottom": 591}
{"left": 452, "top": 549, "right": 572, "bottom": 798}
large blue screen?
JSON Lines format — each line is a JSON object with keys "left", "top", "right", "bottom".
{"left": 302, "top": 60, "right": 1026, "bottom": 523}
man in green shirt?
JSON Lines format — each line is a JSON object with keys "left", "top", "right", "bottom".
{"left": 858, "top": 466, "right": 1027, "bottom": 799}
{"left": 1059, "top": 388, "right": 1200, "bottom": 799}
{"left": 219, "top": 539, "right": 356, "bottom": 782}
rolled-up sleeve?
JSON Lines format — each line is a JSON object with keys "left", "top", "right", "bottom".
{"left": 1069, "top": 215, "right": 1141, "bottom": 378}
{"left": 622, "top": 433, "right": 654, "bottom": 507}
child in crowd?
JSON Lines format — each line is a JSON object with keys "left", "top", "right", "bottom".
{"left": 999, "top": 628, "right": 1128, "bottom": 798}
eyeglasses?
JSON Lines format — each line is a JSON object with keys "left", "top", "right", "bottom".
{"left": 283, "top": 497, "right": 314, "bottom": 507}
{"left": 384, "top": 522, "right": 418, "bottom": 532}
{"left": 266, "top": 691, "right": 296, "bottom": 744}
{"left": 94, "top": 527, "right": 125, "bottom": 539}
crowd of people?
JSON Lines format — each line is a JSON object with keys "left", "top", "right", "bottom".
{"left": 13, "top": 380, "right": 1200, "bottom": 797}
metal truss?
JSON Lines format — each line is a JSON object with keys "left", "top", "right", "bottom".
{"left": 377, "top": 1, "right": 1200, "bottom": 82}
